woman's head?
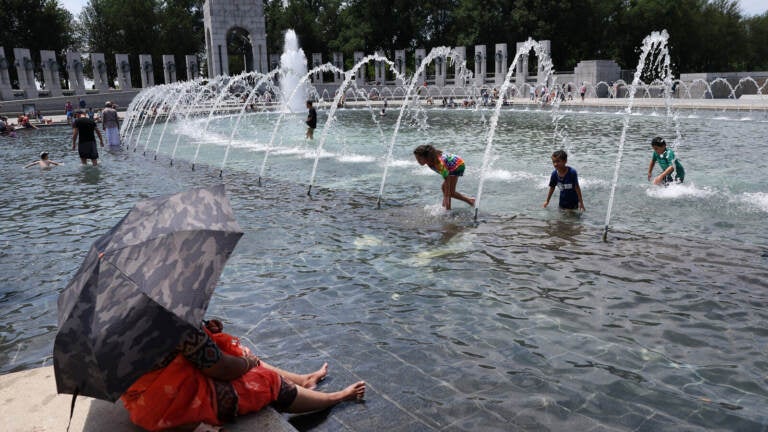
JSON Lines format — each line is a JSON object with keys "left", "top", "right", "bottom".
{"left": 413, "top": 144, "right": 439, "bottom": 165}
{"left": 40, "top": 151, "right": 49, "bottom": 160}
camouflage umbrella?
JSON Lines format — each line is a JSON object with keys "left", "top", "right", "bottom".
{"left": 53, "top": 185, "right": 243, "bottom": 401}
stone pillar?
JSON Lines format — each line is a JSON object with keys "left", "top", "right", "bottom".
{"left": 494, "top": 43, "right": 508, "bottom": 86}
{"left": 474, "top": 45, "right": 486, "bottom": 86}
{"left": 13, "top": 48, "right": 37, "bottom": 98}
{"left": 269, "top": 53, "right": 280, "bottom": 72}
{"left": 65, "top": 51, "right": 86, "bottom": 95}
{"left": 0, "top": 47, "right": 12, "bottom": 100}
{"left": 574, "top": 60, "right": 620, "bottom": 97}
{"left": 162, "top": 55, "right": 176, "bottom": 84}
{"left": 537, "top": 40, "right": 551, "bottom": 83}
{"left": 91, "top": 53, "right": 109, "bottom": 91}
{"left": 40, "top": 50, "right": 62, "bottom": 97}
{"left": 353, "top": 51, "right": 364, "bottom": 86}
{"left": 414, "top": 48, "right": 426, "bottom": 85}
{"left": 374, "top": 51, "right": 385, "bottom": 84}
{"left": 394, "top": 50, "right": 405, "bottom": 85}
{"left": 515, "top": 41, "right": 528, "bottom": 85}
{"left": 203, "top": 0, "right": 268, "bottom": 75}
{"left": 435, "top": 54, "right": 446, "bottom": 87}
{"left": 451, "top": 46, "right": 466, "bottom": 87}
{"left": 186, "top": 55, "right": 199, "bottom": 80}
{"left": 311, "top": 53, "right": 323, "bottom": 83}
{"left": 139, "top": 54, "right": 154, "bottom": 88}
{"left": 332, "top": 52, "right": 343, "bottom": 83}
{"left": 115, "top": 54, "right": 132, "bottom": 90}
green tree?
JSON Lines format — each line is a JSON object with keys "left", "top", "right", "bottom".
{"left": 744, "top": 12, "right": 768, "bottom": 70}
{"left": 79, "top": 0, "right": 203, "bottom": 86}
{"left": 0, "top": 0, "right": 76, "bottom": 87}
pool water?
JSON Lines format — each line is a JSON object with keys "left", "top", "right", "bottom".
{"left": 2, "top": 105, "right": 767, "bottom": 431}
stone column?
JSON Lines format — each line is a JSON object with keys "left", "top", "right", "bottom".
{"left": 115, "top": 54, "right": 132, "bottom": 90}
{"left": 353, "top": 51, "right": 365, "bottom": 86}
{"left": 186, "top": 55, "right": 199, "bottom": 80}
{"left": 40, "top": 50, "right": 62, "bottom": 97}
{"left": 474, "top": 45, "right": 486, "bottom": 87}
{"left": 435, "top": 54, "right": 446, "bottom": 87}
{"left": 91, "top": 53, "right": 109, "bottom": 91}
{"left": 13, "top": 48, "right": 37, "bottom": 98}
{"left": 537, "top": 40, "right": 551, "bottom": 83}
{"left": 311, "top": 53, "right": 323, "bottom": 83}
{"left": 451, "top": 46, "right": 466, "bottom": 87}
{"left": 414, "top": 48, "right": 426, "bottom": 85}
{"left": 332, "top": 52, "right": 343, "bottom": 83}
{"left": 269, "top": 53, "right": 280, "bottom": 72}
{"left": 65, "top": 50, "right": 86, "bottom": 95}
{"left": 515, "top": 41, "right": 528, "bottom": 85}
{"left": 374, "top": 51, "right": 385, "bottom": 84}
{"left": 162, "top": 55, "right": 176, "bottom": 84}
{"left": 139, "top": 54, "right": 154, "bottom": 88}
{"left": 0, "top": 47, "right": 12, "bottom": 100}
{"left": 394, "top": 50, "right": 405, "bottom": 85}
{"left": 494, "top": 43, "right": 508, "bottom": 86}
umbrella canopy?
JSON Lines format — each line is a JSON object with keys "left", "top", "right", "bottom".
{"left": 53, "top": 185, "right": 243, "bottom": 401}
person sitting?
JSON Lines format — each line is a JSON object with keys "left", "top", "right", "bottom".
{"left": 121, "top": 319, "right": 365, "bottom": 431}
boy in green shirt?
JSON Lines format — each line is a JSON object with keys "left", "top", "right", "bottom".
{"left": 647, "top": 136, "right": 685, "bottom": 185}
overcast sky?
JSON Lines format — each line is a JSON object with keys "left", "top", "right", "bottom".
{"left": 59, "top": 0, "right": 768, "bottom": 21}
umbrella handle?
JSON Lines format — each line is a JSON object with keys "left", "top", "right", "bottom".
{"left": 66, "top": 387, "right": 79, "bottom": 432}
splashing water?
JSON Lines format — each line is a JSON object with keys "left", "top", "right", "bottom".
{"left": 280, "top": 30, "right": 308, "bottom": 113}
{"left": 603, "top": 30, "right": 671, "bottom": 241}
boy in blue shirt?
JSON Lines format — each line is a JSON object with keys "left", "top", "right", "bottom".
{"left": 647, "top": 136, "right": 685, "bottom": 185}
{"left": 543, "top": 150, "right": 585, "bottom": 211}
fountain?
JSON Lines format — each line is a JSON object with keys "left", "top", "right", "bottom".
{"left": 279, "top": 29, "right": 308, "bottom": 113}
{"left": 7, "top": 29, "right": 768, "bottom": 432}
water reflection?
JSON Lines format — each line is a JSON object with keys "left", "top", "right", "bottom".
{"left": 77, "top": 165, "right": 102, "bottom": 185}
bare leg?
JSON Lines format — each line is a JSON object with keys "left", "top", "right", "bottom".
{"left": 444, "top": 176, "right": 475, "bottom": 208}
{"left": 260, "top": 361, "right": 327, "bottom": 389}
{"left": 80, "top": 158, "right": 87, "bottom": 165}
{"left": 451, "top": 191, "right": 475, "bottom": 206}
{"left": 284, "top": 381, "right": 365, "bottom": 414}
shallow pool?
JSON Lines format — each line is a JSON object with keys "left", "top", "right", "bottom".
{"left": 2, "top": 105, "right": 767, "bottom": 431}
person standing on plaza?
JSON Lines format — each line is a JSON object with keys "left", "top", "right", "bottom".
{"left": 305, "top": 100, "right": 317, "bottom": 140}
{"left": 72, "top": 110, "right": 105, "bottom": 166}
{"left": 65, "top": 100, "right": 74, "bottom": 125}
{"left": 102, "top": 101, "right": 121, "bottom": 147}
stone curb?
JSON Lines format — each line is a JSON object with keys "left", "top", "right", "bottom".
{"left": 0, "top": 366, "right": 297, "bottom": 432}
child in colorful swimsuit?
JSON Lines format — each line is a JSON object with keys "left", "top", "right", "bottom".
{"left": 413, "top": 144, "right": 475, "bottom": 210}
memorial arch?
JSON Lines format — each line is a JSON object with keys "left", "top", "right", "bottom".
{"left": 203, "top": 0, "right": 268, "bottom": 77}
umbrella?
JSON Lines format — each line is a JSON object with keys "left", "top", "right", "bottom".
{"left": 53, "top": 184, "right": 243, "bottom": 401}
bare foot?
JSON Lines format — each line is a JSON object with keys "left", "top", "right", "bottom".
{"left": 468, "top": 198, "right": 476, "bottom": 206}
{"left": 339, "top": 381, "right": 366, "bottom": 402}
{"left": 302, "top": 362, "right": 328, "bottom": 389}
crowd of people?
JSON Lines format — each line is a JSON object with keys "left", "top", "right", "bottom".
{"left": 8, "top": 98, "right": 123, "bottom": 167}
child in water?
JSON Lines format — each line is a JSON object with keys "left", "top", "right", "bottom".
{"left": 543, "top": 150, "right": 585, "bottom": 211}
{"left": 24, "top": 152, "right": 61, "bottom": 169}
{"left": 413, "top": 144, "right": 475, "bottom": 210}
{"left": 647, "top": 136, "right": 685, "bottom": 185}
